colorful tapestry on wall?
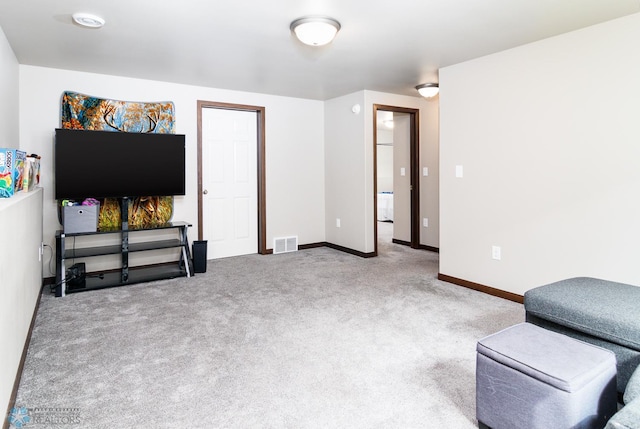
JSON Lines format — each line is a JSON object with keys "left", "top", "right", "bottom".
{"left": 61, "top": 91, "right": 175, "bottom": 133}
{"left": 60, "top": 91, "right": 176, "bottom": 228}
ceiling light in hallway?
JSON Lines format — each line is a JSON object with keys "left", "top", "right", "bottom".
{"left": 416, "top": 83, "right": 439, "bottom": 98}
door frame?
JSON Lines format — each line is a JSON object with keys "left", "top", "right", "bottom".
{"left": 197, "top": 100, "right": 267, "bottom": 255}
{"left": 373, "top": 104, "right": 420, "bottom": 255}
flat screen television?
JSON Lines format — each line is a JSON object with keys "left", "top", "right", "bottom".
{"left": 55, "top": 128, "right": 186, "bottom": 200}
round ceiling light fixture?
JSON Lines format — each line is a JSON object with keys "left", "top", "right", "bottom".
{"left": 72, "top": 13, "right": 105, "bottom": 28}
{"left": 415, "top": 83, "right": 439, "bottom": 98}
{"left": 290, "top": 16, "right": 341, "bottom": 46}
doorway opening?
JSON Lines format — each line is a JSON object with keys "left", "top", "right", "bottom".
{"left": 197, "top": 100, "right": 267, "bottom": 258}
{"left": 373, "top": 105, "right": 420, "bottom": 255}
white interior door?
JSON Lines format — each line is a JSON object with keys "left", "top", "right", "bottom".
{"left": 202, "top": 108, "right": 258, "bottom": 259}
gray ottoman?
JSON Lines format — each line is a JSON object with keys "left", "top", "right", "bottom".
{"left": 476, "top": 323, "right": 617, "bottom": 429}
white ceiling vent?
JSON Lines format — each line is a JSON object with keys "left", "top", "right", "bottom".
{"left": 273, "top": 236, "right": 298, "bottom": 254}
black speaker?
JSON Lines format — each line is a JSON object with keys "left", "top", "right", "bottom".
{"left": 67, "top": 262, "right": 86, "bottom": 290}
{"left": 192, "top": 241, "right": 208, "bottom": 274}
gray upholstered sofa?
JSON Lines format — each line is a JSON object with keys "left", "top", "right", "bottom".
{"left": 524, "top": 277, "right": 640, "bottom": 429}
{"left": 606, "top": 364, "right": 640, "bottom": 429}
{"left": 524, "top": 277, "right": 640, "bottom": 394}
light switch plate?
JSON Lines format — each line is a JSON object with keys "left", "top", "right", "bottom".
{"left": 492, "top": 246, "right": 501, "bottom": 260}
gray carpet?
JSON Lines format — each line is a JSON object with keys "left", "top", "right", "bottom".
{"left": 15, "top": 223, "right": 524, "bottom": 428}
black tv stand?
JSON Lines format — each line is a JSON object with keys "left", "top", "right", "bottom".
{"left": 55, "top": 198, "right": 193, "bottom": 297}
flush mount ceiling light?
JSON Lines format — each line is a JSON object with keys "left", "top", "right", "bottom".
{"left": 416, "top": 83, "right": 439, "bottom": 98}
{"left": 290, "top": 16, "right": 341, "bottom": 46}
{"left": 72, "top": 13, "right": 105, "bottom": 28}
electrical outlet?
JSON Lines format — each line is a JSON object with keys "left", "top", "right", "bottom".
{"left": 336, "top": 218, "right": 341, "bottom": 228}
{"left": 492, "top": 246, "right": 501, "bottom": 260}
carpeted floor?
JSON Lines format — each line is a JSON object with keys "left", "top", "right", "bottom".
{"left": 15, "top": 222, "right": 524, "bottom": 428}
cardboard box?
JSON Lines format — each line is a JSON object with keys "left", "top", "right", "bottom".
{"left": 0, "top": 148, "right": 26, "bottom": 198}
{"left": 22, "top": 155, "right": 41, "bottom": 192}
{"left": 63, "top": 204, "right": 100, "bottom": 234}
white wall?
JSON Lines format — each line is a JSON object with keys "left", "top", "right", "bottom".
{"left": 324, "top": 92, "right": 367, "bottom": 250}
{"left": 393, "top": 113, "right": 411, "bottom": 242}
{"left": 19, "top": 66, "right": 326, "bottom": 277}
{"left": 439, "top": 12, "right": 640, "bottom": 295}
{"left": 0, "top": 190, "right": 43, "bottom": 419}
{"left": 376, "top": 112, "right": 394, "bottom": 194}
{"left": 376, "top": 145, "right": 393, "bottom": 193}
{"left": 365, "top": 91, "right": 440, "bottom": 251}
{"left": 0, "top": 25, "right": 18, "bottom": 147}
{"left": 0, "top": 25, "right": 42, "bottom": 420}
{"left": 420, "top": 96, "right": 439, "bottom": 248}
{"left": 324, "top": 90, "right": 440, "bottom": 253}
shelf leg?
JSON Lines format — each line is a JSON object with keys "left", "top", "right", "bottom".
{"left": 179, "top": 225, "right": 192, "bottom": 277}
{"left": 55, "top": 233, "right": 66, "bottom": 297}
{"left": 121, "top": 197, "right": 129, "bottom": 283}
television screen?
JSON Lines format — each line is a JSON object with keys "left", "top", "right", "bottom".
{"left": 55, "top": 128, "right": 186, "bottom": 200}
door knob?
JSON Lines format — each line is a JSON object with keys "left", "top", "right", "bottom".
{"left": 203, "top": 189, "right": 208, "bottom": 195}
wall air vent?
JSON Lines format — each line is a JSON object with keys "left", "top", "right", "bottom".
{"left": 273, "top": 236, "right": 298, "bottom": 254}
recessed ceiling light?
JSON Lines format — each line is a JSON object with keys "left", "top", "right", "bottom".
{"left": 72, "top": 13, "right": 105, "bottom": 28}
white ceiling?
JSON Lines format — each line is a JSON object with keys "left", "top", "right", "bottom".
{"left": 1, "top": 1, "right": 639, "bottom": 100}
